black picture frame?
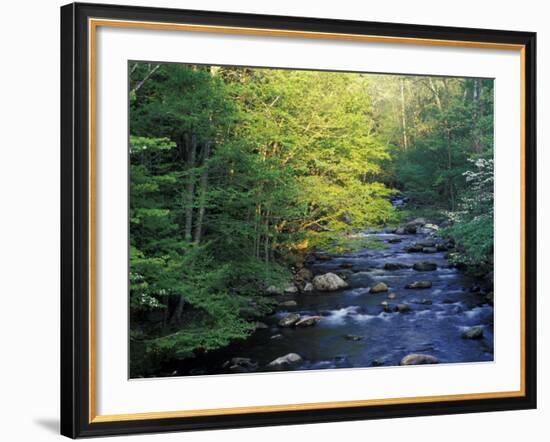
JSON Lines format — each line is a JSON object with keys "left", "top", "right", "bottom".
{"left": 61, "top": 2, "right": 537, "bottom": 438}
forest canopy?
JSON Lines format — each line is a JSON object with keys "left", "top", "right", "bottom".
{"left": 129, "top": 62, "right": 494, "bottom": 376}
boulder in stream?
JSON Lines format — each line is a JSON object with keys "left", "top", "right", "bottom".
{"left": 381, "top": 301, "right": 393, "bottom": 313}
{"left": 462, "top": 325, "right": 484, "bottom": 339}
{"left": 295, "top": 315, "right": 321, "bottom": 327}
{"left": 416, "top": 298, "right": 432, "bottom": 305}
{"left": 384, "top": 262, "right": 409, "bottom": 270}
{"left": 400, "top": 353, "right": 439, "bottom": 365}
{"left": 284, "top": 284, "right": 299, "bottom": 294}
{"left": 405, "top": 280, "right": 432, "bottom": 289}
{"left": 279, "top": 313, "right": 301, "bottom": 327}
{"left": 225, "top": 357, "right": 258, "bottom": 373}
{"left": 303, "top": 282, "right": 314, "bottom": 292}
{"left": 416, "top": 240, "right": 436, "bottom": 248}
{"left": 405, "top": 225, "right": 418, "bottom": 234}
{"left": 267, "top": 353, "right": 303, "bottom": 368}
{"left": 370, "top": 282, "right": 389, "bottom": 293}
{"left": 422, "top": 247, "right": 438, "bottom": 253}
{"left": 395, "top": 303, "right": 411, "bottom": 313}
{"left": 413, "top": 261, "right": 437, "bottom": 271}
{"left": 312, "top": 272, "right": 349, "bottom": 291}
{"left": 345, "top": 334, "right": 363, "bottom": 341}
{"left": 404, "top": 218, "right": 428, "bottom": 234}
{"left": 279, "top": 300, "right": 298, "bottom": 308}
{"left": 295, "top": 268, "right": 313, "bottom": 282}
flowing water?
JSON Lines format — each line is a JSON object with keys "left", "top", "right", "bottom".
{"left": 175, "top": 228, "right": 494, "bottom": 376}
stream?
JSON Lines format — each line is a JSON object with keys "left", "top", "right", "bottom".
{"left": 174, "top": 220, "right": 494, "bottom": 376}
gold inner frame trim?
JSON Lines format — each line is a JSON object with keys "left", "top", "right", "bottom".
{"left": 88, "top": 17, "right": 527, "bottom": 424}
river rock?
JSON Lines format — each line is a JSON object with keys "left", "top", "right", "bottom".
{"left": 406, "top": 280, "right": 432, "bottom": 289}
{"left": 384, "top": 262, "right": 409, "bottom": 270}
{"left": 284, "top": 284, "right": 299, "bottom": 294}
{"left": 395, "top": 227, "right": 406, "bottom": 235}
{"left": 405, "top": 244, "right": 424, "bottom": 253}
{"left": 255, "top": 321, "right": 269, "bottom": 330}
{"left": 312, "top": 273, "right": 349, "bottom": 291}
{"left": 416, "top": 240, "right": 435, "bottom": 248}
{"left": 370, "top": 282, "right": 389, "bottom": 293}
{"left": 395, "top": 303, "right": 411, "bottom": 313}
{"left": 400, "top": 353, "right": 439, "bottom": 365}
{"left": 387, "top": 238, "right": 402, "bottom": 243}
{"left": 388, "top": 292, "right": 397, "bottom": 299}
{"left": 267, "top": 353, "right": 303, "bottom": 368}
{"left": 345, "top": 334, "right": 363, "bottom": 341}
{"left": 462, "top": 325, "right": 484, "bottom": 339}
{"left": 279, "top": 313, "right": 301, "bottom": 327}
{"left": 266, "top": 285, "right": 283, "bottom": 295}
{"left": 422, "top": 247, "right": 438, "bottom": 253}
{"left": 279, "top": 300, "right": 298, "bottom": 307}
{"left": 295, "top": 268, "right": 313, "bottom": 282}
{"left": 303, "top": 282, "right": 314, "bottom": 292}
{"left": 404, "top": 218, "right": 427, "bottom": 234}
{"left": 295, "top": 315, "right": 321, "bottom": 327}
{"left": 424, "top": 223, "right": 439, "bottom": 231}
{"left": 411, "top": 298, "right": 432, "bottom": 305}
{"left": 413, "top": 262, "right": 437, "bottom": 271}
{"left": 405, "top": 224, "right": 418, "bottom": 234}
{"left": 408, "top": 217, "right": 427, "bottom": 227}
{"left": 225, "top": 357, "right": 258, "bottom": 373}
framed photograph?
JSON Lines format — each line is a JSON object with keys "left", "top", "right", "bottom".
{"left": 60, "top": 2, "right": 536, "bottom": 438}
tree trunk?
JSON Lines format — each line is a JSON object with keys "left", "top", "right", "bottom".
{"left": 171, "top": 295, "right": 185, "bottom": 325}
{"left": 446, "top": 128, "right": 455, "bottom": 211}
{"left": 264, "top": 209, "right": 270, "bottom": 266}
{"left": 400, "top": 78, "right": 408, "bottom": 150}
{"left": 184, "top": 133, "right": 197, "bottom": 241}
{"left": 193, "top": 142, "right": 211, "bottom": 243}
{"left": 130, "top": 64, "right": 160, "bottom": 95}
{"left": 472, "top": 79, "right": 482, "bottom": 154}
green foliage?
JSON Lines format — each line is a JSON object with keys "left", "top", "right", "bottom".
{"left": 441, "top": 158, "right": 494, "bottom": 273}
{"left": 444, "top": 217, "right": 493, "bottom": 271}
